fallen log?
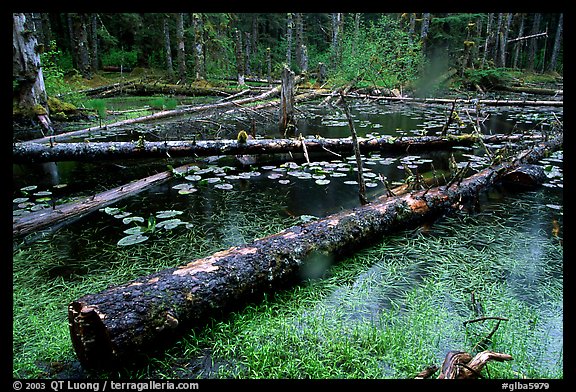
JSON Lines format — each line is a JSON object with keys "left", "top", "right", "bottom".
{"left": 13, "top": 163, "right": 196, "bottom": 239}
{"left": 67, "top": 135, "right": 562, "bottom": 369}
{"left": 494, "top": 85, "right": 563, "bottom": 96}
{"left": 14, "top": 133, "right": 546, "bottom": 164}
{"left": 334, "top": 93, "right": 563, "bottom": 107}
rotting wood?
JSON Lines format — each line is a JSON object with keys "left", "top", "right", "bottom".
{"left": 13, "top": 163, "right": 197, "bottom": 239}
{"left": 67, "top": 135, "right": 561, "bottom": 369}
{"left": 436, "top": 350, "right": 513, "bottom": 379}
{"left": 14, "top": 133, "right": 539, "bottom": 164}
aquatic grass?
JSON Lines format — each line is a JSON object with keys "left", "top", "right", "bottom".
{"left": 13, "top": 182, "right": 562, "bottom": 380}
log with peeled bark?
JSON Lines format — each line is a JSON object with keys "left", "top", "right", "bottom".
{"left": 67, "top": 135, "right": 561, "bottom": 369}
{"left": 13, "top": 133, "right": 545, "bottom": 164}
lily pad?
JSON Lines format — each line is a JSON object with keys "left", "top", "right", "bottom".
{"left": 214, "top": 183, "right": 234, "bottom": 190}
{"left": 156, "top": 218, "right": 185, "bottom": 230}
{"left": 101, "top": 207, "right": 122, "bottom": 216}
{"left": 20, "top": 185, "right": 38, "bottom": 192}
{"left": 156, "top": 210, "right": 184, "bottom": 219}
{"left": 184, "top": 175, "right": 202, "bottom": 181}
{"left": 117, "top": 234, "right": 149, "bottom": 246}
{"left": 13, "top": 197, "right": 29, "bottom": 204}
{"left": 123, "top": 216, "right": 145, "bottom": 224}
{"left": 114, "top": 211, "right": 132, "bottom": 219}
{"left": 123, "top": 227, "right": 146, "bottom": 235}
{"left": 33, "top": 191, "right": 52, "bottom": 196}
{"left": 315, "top": 179, "right": 331, "bottom": 185}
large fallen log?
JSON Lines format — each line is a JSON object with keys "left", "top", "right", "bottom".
{"left": 67, "top": 134, "right": 562, "bottom": 369}
{"left": 13, "top": 133, "right": 545, "bottom": 164}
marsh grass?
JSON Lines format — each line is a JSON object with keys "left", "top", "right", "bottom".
{"left": 13, "top": 188, "right": 562, "bottom": 379}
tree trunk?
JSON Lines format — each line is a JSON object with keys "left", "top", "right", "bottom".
{"left": 498, "top": 13, "right": 513, "bottom": 68}
{"left": 67, "top": 135, "right": 562, "bottom": 369}
{"left": 244, "top": 31, "right": 251, "bottom": 76}
{"left": 234, "top": 29, "right": 245, "bottom": 85}
{"left": 175, "top": 13, "right": 186, "bottom": 82}
{"left": 278, "top": 66, "right": 295, "bottom": 135}
{"left": 512, "top": 13, "right": 525, "bottom": 69}
{"left": 437, "top": 350, "right": 513, "bottom": 379}
{"left": 163, "top": 15, "right": 174, "bottom": 82}
{"left": 295, "top": 13, "right": 304, "bottom": 71}
{"left": 13, "top": 13, "right": 53, "bottom": 132}
{"left": 547, "top": 13, "right": 563, "bottom": 72}
{"left": 351, "top": 94, "right": 563, "bottom": 107}
{"left": 527, "top": 13, "right": 541, "bottom": 71}
{"left": 420, "top": 13, "right": 431, "bottom": 53}
{"left": 492, "top": 13, "right": 503, "bottom": 66}
{"left": 481, "top": 13, "right": 494, "bottom": 68}
{"left": 88, "top": 13, "right": 98, "bottom": 72}
{"left": 192, "top": 13, "right": 205, "bottom": 81}
{"left": 286, "top": 13, "right": 293, "bottom": 68}
{"left": 26, "top": 80, "right": 304, "bottom": 144}
{"left": 331, "top": 13, "right": 343, "bottom": 66}
{"left": 70, "top": 13, "right": 92, "bottom": 79}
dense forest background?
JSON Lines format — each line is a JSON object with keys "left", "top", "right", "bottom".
{"left": 24, "top": 13, "right": 563, "bottom": 99}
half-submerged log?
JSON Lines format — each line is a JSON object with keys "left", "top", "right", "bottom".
{"left": 13, "top": 163, "right": 197, "bottom": 239}
{"left": 68, "top": 135, "right": 561, "bottom": 369}
{"left": 13, "top": 133, "right": 539, "bottom": 164}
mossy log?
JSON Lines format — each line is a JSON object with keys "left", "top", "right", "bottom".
{"left": 13, "top": 133, "right": 543, "bottom": 164}
{"left": 68, "top": 135, "right": 561, "bottom": 369}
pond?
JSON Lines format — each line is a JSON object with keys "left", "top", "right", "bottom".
{"left": 12, "top": 97, "right": 563, "bottom": 379}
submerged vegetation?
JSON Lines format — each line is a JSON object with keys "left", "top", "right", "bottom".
{"left": 13, "top": 188, "right": 562, "bottom": 379}
{"left": 13, "top": 12, "right": 563, "bottom": 381}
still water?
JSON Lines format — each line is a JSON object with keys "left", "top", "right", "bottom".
{"left": 12, "top": 98, "right": 563, "bottom": 378}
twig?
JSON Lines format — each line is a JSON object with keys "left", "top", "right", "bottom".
{"left": 463, "top": 316, "right": 509, "bottom": 326}
{"left": 340, "top": 92, "right": 368, "bottom": 205}
{"left": 299, "top": 134, "right": 311, "bottom": 164}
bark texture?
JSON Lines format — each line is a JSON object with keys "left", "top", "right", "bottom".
{"left": 68, "top": 135, "right": 562, "bottom": 369}
{"left": 14, "top": 134, "right": 515, "bottom": 164}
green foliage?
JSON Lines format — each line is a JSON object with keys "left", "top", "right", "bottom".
{"left": 40, "top": 41, "right": 77, "bottom": 98}
{"left": 334, "top": 15, "right": 424, "bottom": 89}
{"left": 149, "top": 96, "right": 178, "bottom": 110}
{"left": 101, "top": 48, "right": 138, "bottom": 68}
{"left": 85, "top": 98, "right": 107, "bottom": 118}
{"left": 464, "top": 68, "right": 515, "bottom": 87}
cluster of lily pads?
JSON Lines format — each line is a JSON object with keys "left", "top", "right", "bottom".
{"left": 13, "top": 184, "right": 68, "bottom": 217}
{"left": 539, "top": 150, "right": 563, "bottom": 212}
{"left": 100, "top": 206, "right": 193, "bottom": 246}
{"left": 167, "top": 154, "right": 433, "bottom": 196}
